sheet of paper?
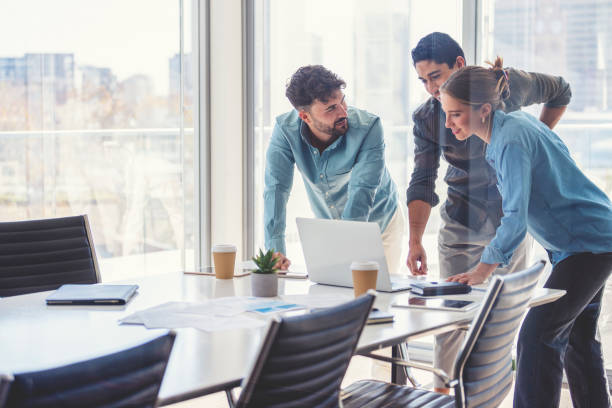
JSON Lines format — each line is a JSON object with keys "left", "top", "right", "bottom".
{"left": 181, "top": 296, "right": 254, "bottom": 317}
{"left": 119, "top": 298, "right": 280, "bottom": 332}
{"left": 246, "top": 300, "right": 304, "bottom": 315}
{"left": 137, "top": 310, "right": 266, "bottom": 332}
{"left": 190, "top": 315, "right": 267, "bottom": 332}
{"left": 119, "top": 301, "right": 190, "bottom": 324}
{"left": 118, "top": 294, "right": 357, "bottom": 332}
{"left": 280, "top": 294, "right": 352, "bottom": 309}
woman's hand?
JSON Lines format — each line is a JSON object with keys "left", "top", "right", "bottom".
{"left": 446, "top": 262, "right": 498, "bottom": 285}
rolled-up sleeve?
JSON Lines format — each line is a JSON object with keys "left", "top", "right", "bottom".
{"left": 481, "top": 142, "right": 531, "bottom": 265}
{"left": 341, "top": 118, "right": 385, "bottom": 221}
{"left": 263, "top": 124, "right": 295, "bottom": 255}
{"left": 406, "top": 115, "right": 441, "bottom": 207}
{"left": 509, "top": 68, "right": 572, "bottom": 108}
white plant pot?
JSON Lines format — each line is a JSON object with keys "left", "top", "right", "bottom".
{"left": 251, "top": 273, "right": 278, "bottom": 297}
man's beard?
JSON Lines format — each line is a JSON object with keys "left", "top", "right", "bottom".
{"left": 313, "top": 117, "right": 348, "bottom": 137}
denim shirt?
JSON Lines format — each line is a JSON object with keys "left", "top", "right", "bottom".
{"left": 264, "top": 107, "right": 398, "bottom": 255}
{"left": 406, "top": 67, "right": 572, "bottom": 231}
{"left": 481, "top": 110, "right": 612, "bottom": 266}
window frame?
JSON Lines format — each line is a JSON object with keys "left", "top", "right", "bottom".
{"left": 240, "top": 0, "right": 483, "bottom": 259}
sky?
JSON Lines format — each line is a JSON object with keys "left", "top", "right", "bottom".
{"left": 0, "top": 0, "right": 192, "bottom": 95}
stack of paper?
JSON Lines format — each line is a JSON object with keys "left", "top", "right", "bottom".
{"left": 119, "top": 294, "right": 352, "bottom": 333}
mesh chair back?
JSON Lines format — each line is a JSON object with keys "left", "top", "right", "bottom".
{"left": 0, "top": 215, "right": 100, "bottom": 297}
{"left": 5, "top": 331, "right": 175, "bottom": 408}
{"left": 453, "top": 261, "right": 545, "bottom": 408}
{"left": 237, "top": 293, "right": 375, "bottom": 408}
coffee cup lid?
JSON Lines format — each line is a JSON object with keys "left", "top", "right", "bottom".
{"left": 212, "top": 244, "right": 237, "bottom": 253}
{"left": 350, "top": 261, "right": 379, "bottom": 270}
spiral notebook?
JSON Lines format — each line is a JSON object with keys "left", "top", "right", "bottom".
{"left": 46, "top": 284, "right": 139, "bottom": 305}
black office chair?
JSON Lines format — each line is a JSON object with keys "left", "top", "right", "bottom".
{"left": 4, "top": 331, "right": 175, "bottom": 408}
{"left": 342, "top": 260, "right": 546, "bottom": 408}
{"left": 226, "top": 292, "right": 376, "bottom": 408}
{"left": 0, "top": 215, "right": 100, "bottom": 297}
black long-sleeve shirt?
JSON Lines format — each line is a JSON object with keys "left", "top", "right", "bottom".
{"left": 406, "top": 67, "right": 572, "bottom": 231}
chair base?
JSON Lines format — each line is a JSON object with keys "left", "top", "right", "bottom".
{"left": 341, "top": 380, "right": 455, "bottom": 408}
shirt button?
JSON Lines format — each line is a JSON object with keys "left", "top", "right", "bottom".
{"left": 320, "top": 174, "right": 323, "bottom": 179}
{"left": 330, "top": 205, "right": 335, "bottom": 209}
{"left": 325, "top": 192, "right": 329, "bottom": 196}
{"left": 314, "top": 150, "right": 318, "bottom": 154}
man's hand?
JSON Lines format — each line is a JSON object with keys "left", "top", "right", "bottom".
{"left": 446, "top": 262, "right": 498, "bottom": 285}
{"left": 407, "top": 242, "right": 428, "bottom": 275}
{"left": 273, "top": 252, "right": 291, "bottom": 271}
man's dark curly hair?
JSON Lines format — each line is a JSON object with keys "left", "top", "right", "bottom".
{"left": 285, "top": 65, "right": 346, "bottom": 110}
{"left": 411, "top": 32, "right": 464, "bottom": 68}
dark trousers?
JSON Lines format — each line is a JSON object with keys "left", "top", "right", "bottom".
{"left": 514, "top": 252, "right": 612, "bottom": 408}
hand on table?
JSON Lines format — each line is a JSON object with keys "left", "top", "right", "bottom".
{"left": 446, "top": 262, "right": 498, "bottom": 285}
{"left": 273, "top": 252, "right": 291, "bottom": 271}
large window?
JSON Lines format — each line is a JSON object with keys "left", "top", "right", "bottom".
{"left": 253, "top": 0, "right": 461, "bottom": 272}
{"left": 0, "top": 0, "right": 196, "bottom": 279}
{"left": 482, "top": 0, "right": 612, "bottom": 374}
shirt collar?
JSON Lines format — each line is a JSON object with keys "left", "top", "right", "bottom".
{"left": 299, "top": 114, "right": 350, "bottom": 152}
{"left": 486, "top": 110, "right": 506, "bottom": 160}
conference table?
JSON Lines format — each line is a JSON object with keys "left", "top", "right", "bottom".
{"left": 0, "top": 272, "right": 565, "bottom": 406}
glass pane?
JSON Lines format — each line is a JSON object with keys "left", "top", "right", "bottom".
{"left": 0, "top": 0, "right": 195, "bottom": 279}
{"left": 253, "top": 0, "right": 462, "bottom": 272}
{"left": 483, "top": 0, "right": 612, "bottom": 375}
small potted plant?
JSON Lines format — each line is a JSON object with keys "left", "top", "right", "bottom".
{"left": 251, "top": 248, "right": 279, "bottom": 297}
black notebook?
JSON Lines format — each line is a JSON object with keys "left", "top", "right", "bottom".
{"left": 46, "top": 284, "right": 139, "bottom": 305}
{"left": 410, "top": 281, "right": 471, "bottom": 296}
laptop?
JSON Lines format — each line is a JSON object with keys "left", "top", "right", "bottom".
{"left": 296, "top": 217, "right": 416, "bottom": 292}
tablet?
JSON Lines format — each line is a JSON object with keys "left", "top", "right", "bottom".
{"left": 393, "top": 297, "right": 478, "bottom": 312}
{"left": 46, "top": 284, "right": 139, "bottom": 305}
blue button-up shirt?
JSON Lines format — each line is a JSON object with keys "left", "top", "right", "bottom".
{"left": 264, "top": 107, "right": 398, "bottom": 255}
{"left": 481, "top": 110, "right": 612, "bottom": 266}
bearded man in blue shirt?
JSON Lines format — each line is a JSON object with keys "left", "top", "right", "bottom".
{"left": 264, "top": 65, "right": 403, "bottom": 272}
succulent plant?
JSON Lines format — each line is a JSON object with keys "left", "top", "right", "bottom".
{"left": 251, "top": 248, "right": 279, "bottom": 274}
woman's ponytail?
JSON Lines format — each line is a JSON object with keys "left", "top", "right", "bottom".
{"left": 487, "top": 56, "right": 510, "bottom": 101}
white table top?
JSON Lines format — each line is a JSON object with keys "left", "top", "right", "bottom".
{"left": 0, "top": 273, "right": 565, "bottom": 406}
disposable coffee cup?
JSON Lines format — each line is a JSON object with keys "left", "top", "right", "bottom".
{"left": 212, "top": 244, "right": 237, "bottom": 279}
{"left": 351, "top": 261, "right": 379, "bottom": 297}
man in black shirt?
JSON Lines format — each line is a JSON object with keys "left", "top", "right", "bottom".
{"left": 406, "top": 32, "right": 572, "bottom": 393}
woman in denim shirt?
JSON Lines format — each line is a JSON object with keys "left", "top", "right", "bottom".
{"left": 439, "top": 57, "right": 612, "bottom": 408}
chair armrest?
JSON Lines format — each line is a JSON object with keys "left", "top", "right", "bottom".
{"left": 361, "top": 352, "right": 458, "bottom": 388}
